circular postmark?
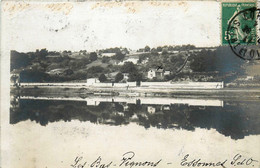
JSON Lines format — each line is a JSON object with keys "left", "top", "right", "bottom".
{"left": 227, "top": 7, "right": 260, "bottom": 60}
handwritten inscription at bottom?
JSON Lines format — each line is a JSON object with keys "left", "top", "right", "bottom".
{"left": 70, "top": 152, "right": 258, "bottom": 168}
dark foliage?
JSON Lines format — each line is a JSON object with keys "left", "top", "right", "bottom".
{"left": 11, "top": 50, "right": 32, "bottom": 71}
{"left": 19, "top": 70, "right": 51, "bottom": 82}
{"left": 89, "top": 52, "right": 98, "bottom": 62}
{"left": 99, "top": 73, "right": 107, "bottom": 82}
{"left": 115, "top": 73, "right": 124, "bottom": 82}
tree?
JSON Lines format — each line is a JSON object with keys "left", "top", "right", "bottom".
{"left": 64, "top": 69, "right": 74, "bottom": 75}
{"left": 151, "top": 48, "right": 159, "bottom": 55}
{"left": 115, "top": 73, "right": 124, "bottom": 82}
{"left": 99, "top": 74, "right": 107, "bottom": 82}
{"left": 82, "top": 57, "right": 91, "bottom": 65}
{"left": 19, "top": 69, "right": 51, "bottom": 82}
{"left": 102, "top": 57, "right": 110, "bottom": 63}
{"left": 36, "top": 48, "right": 48, "bottom": 59}
{"left": 168, "top": 46, "right": 174, "bottom": 51}
{"left": 11, "top": 50, "right": 32, "bottom": 70}
{"left": 89, "top": 52, "right": 98, "bottom": 62}
{"left": 120, "top": 62, "right": 137, "bottom": 73}
{"left": 162, "top": 48, "right": 168, "bottom": 55}
{"left": 87, "top": 66, "right": 104, "bottom": 74}
{"left": 129, "top": 72, "right": 142, "bottom": 82}
{"left": 144, "top": 45, "right": 151, "bottom": 52}
{"left": 157, "top": 46, "right": 162, "bottom": 52}
{"left": 113, "top": 52, "right": 125, "bottom": 60}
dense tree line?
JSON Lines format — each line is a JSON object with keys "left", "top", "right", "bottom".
{"left": 11, "top": 46, "right": 245, "bottom": 83}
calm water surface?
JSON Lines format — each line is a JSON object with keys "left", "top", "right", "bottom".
{"left": 5, "top": 96, "right": 260, "bottom": 168}
{"left": 10, "top": 96, "right": 260, "bottom": 140}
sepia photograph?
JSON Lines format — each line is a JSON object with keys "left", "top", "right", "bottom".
{"left": 1, "top": 1, "right": 260, "bottom": 168}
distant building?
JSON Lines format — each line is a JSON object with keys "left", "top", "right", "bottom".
{"left": 100, "top": 53, "right": 116, "bottom": 57}
{"left": 87, "top": 78, "right": 100, "bottom": 84}
{"left": 123, "top": 73, "right": 129, "bottom": 81}
{"left": 164, "top": 71, "right": 171, "bottom": 76}
{"left": 246, "top": 76, "right": 254, "bottom": 80}
{"left": 147, "top": 68, "right": 168, "bottom": 80}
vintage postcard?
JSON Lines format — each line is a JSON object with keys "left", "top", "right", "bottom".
{"left": 1, "top": 0, "right": 260, "bottom": 168}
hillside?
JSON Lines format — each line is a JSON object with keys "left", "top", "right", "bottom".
{"left": 10, "top": 45, "right": 259, "bottom": 85}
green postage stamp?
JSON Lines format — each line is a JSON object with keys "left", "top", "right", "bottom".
{"left": 222, "top": 2, "right": 257, "bottom": 45}
{"left": 222, "top": 2, "right": 259, "bottom": 60}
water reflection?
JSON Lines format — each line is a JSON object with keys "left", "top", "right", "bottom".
{"left": 10, "top": 96, "right": 260, "bottom": 140}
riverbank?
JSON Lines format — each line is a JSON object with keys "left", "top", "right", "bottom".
{"left": 11, "top": 85, "right": 260, "bottom": 100}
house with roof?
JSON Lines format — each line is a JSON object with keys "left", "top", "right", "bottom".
{"left": 147, "top": 68, "right": 170, "bottom": 80}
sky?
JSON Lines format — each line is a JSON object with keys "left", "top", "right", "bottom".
{"left": 2, "top": 1, "right": 220, "bottom": 52}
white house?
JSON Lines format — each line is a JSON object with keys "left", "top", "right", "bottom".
{"left": 86, "top": 78, "right": 100, "bottom": 85}
{"left": 147, "top": 68, "right": 171, "bottom": 79}
{"left": 147, "top": 69, "right": 165, "bottom": 79}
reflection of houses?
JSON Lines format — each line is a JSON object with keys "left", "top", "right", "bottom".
{"left": 162, "top": 105, "right": 170, "bottom": 110}
{"left": 148, "top": 69, "right": 170, "bottom": 80}
{"left": 147, "top": 105, "right": 170, "bottom": 114}
{"left": 123, "top": 104, "right": 129, "bottom": 111}
{"left": 12, "top": 97, "right": 256, "bottom": 140}
{"left": 147, "top": 106, "right": 156, "bottom": 114}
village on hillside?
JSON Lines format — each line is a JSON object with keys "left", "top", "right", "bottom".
{"left": 10, "top": 45, "right": 260, "bottom": 88}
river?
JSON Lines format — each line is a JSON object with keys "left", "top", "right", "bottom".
{"left": 5, "top": 95, "right": 260, "bottom": 168}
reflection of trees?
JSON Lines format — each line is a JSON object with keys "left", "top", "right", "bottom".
{"left": 137, "top": 105, "right": 194, "bottom": 131}
{"left": 10, "top": 99, "right": 260, "bottom": 139}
